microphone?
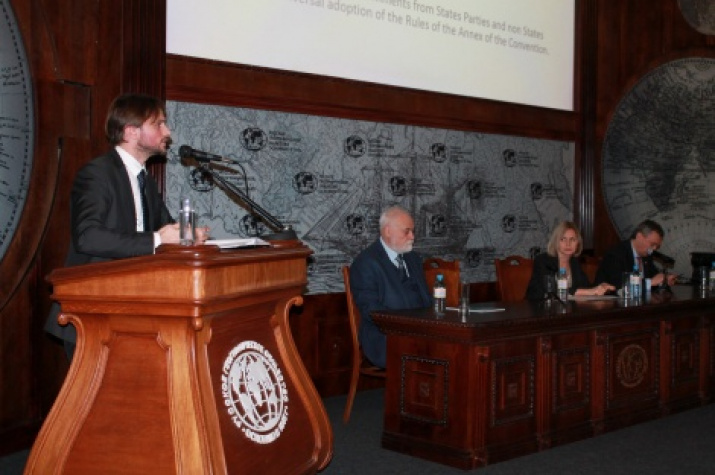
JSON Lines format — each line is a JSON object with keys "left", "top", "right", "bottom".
{"left": 650, "top": 250, "right": 675, "bottom": 266}
{"left": 545, "top": 291, "right": 566, "bottom": 306}
{"left": 179, "top": 145, "right": 226, "bottom": 163}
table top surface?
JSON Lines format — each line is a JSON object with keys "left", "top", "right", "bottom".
{"left": 372, "top": 285, "right": 715, "bottom": 341}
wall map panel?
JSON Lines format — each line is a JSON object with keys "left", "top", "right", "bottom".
{"left": 165, "top": 101, "right": 574, "bottom": 293}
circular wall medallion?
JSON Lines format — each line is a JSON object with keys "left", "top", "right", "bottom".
{"left": 602, "top": 58, "right": 715, "bottom": 279}
{"left": 0, "top": 0, "right": 35, "bottom": 263}
{"left": 678, "top": 0, "right": 715, "bottom": 35}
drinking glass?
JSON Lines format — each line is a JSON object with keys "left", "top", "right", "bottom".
{"left": 621, "top": 271, "right": 632, "bottom": 299}
{"left": 459, "top": 281, "right": 471, "bottom": 314}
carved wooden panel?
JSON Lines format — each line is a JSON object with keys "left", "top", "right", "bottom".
{"left": 553, "top": 347, "right": 591, "bottom": 414}
{"left": 671, "top": 328, "right": 699, "bottom": 387}
{"left": 490, "top": 355, "right": 535, "bottom": 427}
{"left": 604, "top": 328, "right": 660, "bottom": 411}
{"left": 399, "top": 356, "right": 449, "bottom": 425}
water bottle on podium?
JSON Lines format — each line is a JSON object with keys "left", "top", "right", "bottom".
{"left": 433, "top": 274, "right": 446, "bottom": 313}
{"left": 556, "top": 268, "right": 569, "bottom": 301}
{"left": 710, "top": 262, "right": 715, "bottom": 292}
{"left": 630, "top": 264, "right": 641, "bottom": 299}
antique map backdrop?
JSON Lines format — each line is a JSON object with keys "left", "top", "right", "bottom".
{"left": 165, "top": 101, "right": 574, "bottom": 294}
{"left": 602, "top": 58, "right": 715, "bottom": 280}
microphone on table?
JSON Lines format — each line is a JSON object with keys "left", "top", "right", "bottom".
{"left": 545, "top": 291, "right": 566, "bottom": 306}
{"left": 179, "top": 145, "right": 238, "bottom": 164}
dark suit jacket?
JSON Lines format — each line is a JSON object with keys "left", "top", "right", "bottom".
{"left": 525, "top": 253, "right": 591, "bottom": 301}
{"left": 594, "top": 239, "right": 658, "bottom": 288}
{"left": 349, "top": 240, "right": 432, "bottom": 368}
{"left": 45, "top": 149, "right": 175, "bottom": 343}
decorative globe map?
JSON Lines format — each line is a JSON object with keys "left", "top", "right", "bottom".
{"left": 602, "top": 58, "right": 715, "bottom": 279}
{"left": 0, "top": 0, "right": 34, "bottom": 263}
{"left": 678, "top": 0, "right": 715, "bottom": 35}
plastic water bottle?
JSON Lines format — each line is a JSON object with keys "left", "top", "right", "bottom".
{"left": 556, "top": 268, "right": 569, "bottom": 301}
{"left": 710, "top": 262, "right": 715, "bottom": 292}
{"left": 433, "top": 274, "right": 446, "bottom": 313}
{"left": 630, "top": 264, "right": 641, "bottom": 299}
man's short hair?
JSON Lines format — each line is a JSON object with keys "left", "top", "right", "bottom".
{"left": 630, "top": 219, "right": 665, "bottom": 240}
{"left": 105, "top": 94, "right": 166, "bottom": 146}
{"left": 379, "top": 205, "right": 410, "bottom": 230}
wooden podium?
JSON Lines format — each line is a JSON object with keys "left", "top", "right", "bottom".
{"left": 25, "top": 243, "right": 332, "bottom": 474}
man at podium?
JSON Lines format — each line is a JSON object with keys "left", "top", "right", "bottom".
{"left": 44, "top": 93, "right": 208, "bottom": 359}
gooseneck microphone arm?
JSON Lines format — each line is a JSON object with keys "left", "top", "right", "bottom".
{"left": 197, "top": 163, "right": 297, "bottom": 241}
{"left": 544, "top": 291, "right": 566, "bottom": 306}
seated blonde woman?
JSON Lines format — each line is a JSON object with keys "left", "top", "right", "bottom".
{"left": 526, "top": 221, "right": 614, "bottom": 300}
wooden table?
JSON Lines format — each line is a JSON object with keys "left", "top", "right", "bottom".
{"left": 372, "top": 286, "right": 715, "bottom": 470}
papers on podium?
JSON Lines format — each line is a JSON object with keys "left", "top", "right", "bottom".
{"left": 205, "top": 238, "right": 270, "bottom": 249}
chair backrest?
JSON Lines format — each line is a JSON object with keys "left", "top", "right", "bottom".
{"left": 341, "top": 265, "right": 386, "bottom": 423}
{"left": 494, "top": 255, "right": 534, "bottom": 302}
{"left": 423, "top": 258, "right": 461, "bottom": 307}
{"left": 580, "top": 255, "right": 601, "bottom": 284}
{"left": 342, "top": 266, "right": 362, "bottom": 365}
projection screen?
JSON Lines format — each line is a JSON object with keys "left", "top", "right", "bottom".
{"left": 167, "top": 0, "right": 575, "bottom": 111}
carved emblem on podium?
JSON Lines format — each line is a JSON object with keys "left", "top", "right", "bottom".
{"left": 222, "top": 341, "right": 289, "bottom": 444}
{"left": 615, "top": 343, "right": 648, "bottom": 389}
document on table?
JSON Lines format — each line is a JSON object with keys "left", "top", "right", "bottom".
{"left": 446, "top": 303, "right": 506, "bottom": 313}
{"left": 205, "top": 238, "right": 270, "bottom": 249}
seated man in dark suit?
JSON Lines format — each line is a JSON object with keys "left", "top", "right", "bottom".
{"left": 349, "top": 206, "right": 433, "bottom": 368}
{"left": 595, "top": 219, "right": 677, "bottom": 289}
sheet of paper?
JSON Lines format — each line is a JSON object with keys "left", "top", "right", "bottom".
{"left": 205, "top": 238, "right": 270, "bottom": 249}
{"left": 446, "top": 304, "right": 506, "bottom": 313}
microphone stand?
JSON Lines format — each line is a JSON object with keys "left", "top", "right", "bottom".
{"left": 198, "top": 163, "right": 298, "bottom": 241}
{"left": 659, "top": 266, "right": 673, "bottom": 293}
{"left": 651, "top": 253, "right": 674, "bottom": 293}
{"left": 545, "top": 291, "right": 566, "bottom": 306}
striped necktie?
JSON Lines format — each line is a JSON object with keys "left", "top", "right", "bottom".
{"left": 396, "top": 254, "right": 408, "bottom": 281}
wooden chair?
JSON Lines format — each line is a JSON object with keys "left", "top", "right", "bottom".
{"left": 342, "top": 266, "right": 385, "bottom": 423}
{"left": 494, "top": 255, "right": 534, "bottom": 302}
{"left": 423, "top": 258, "right": 461, "bottom": 307}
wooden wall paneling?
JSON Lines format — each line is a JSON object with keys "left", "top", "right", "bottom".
{"left": 575, "top": 0, "right": 598, "bottom": 249}
{"left": 165, "top": 55, "right": 579, "bottom": 143}
{"left": 290, "top": 294, "right": 357, "bottom": 397}
{"left": 0, "top": 0, "right": 91, "bottom": 454}
{"left": 0, "top": 282, "right": 35, "bottom": 453}
{"left": 591, "top": 0, "right": 626, "bottom": 253}
{"left": 35, "top": 0, "right": 98, "bottom": 84}
{"left": 0, "top": 0, "right": 170, "bottom": 456}
{"left": 96, "top": 0, "right": 168, "bottom": 192}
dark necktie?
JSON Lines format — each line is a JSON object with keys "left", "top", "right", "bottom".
{"left": 137, "top": 170, "right": 150, "bottom": 231}
{"left": 396, "top": 254, "right": 408, "bottom": 281}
